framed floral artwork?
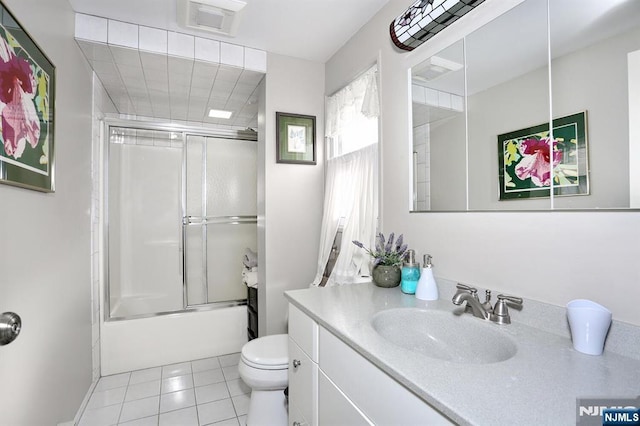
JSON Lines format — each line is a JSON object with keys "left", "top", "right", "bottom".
{"left": 497, "top": 112, "right": 588, "bottom": 200}
{"left": 276, "top": 112, "right": 316, "bottom": 165}
{"left": 0, "top": 2, "right": 55, "bottom": 192}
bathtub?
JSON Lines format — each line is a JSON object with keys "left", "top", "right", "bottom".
{"left": 100, "top": 305, "right": 248, "bottom": 375}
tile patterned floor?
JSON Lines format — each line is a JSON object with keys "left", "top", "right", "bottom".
{"left": 79, "top": 353, "right": 251, "bottom": 426}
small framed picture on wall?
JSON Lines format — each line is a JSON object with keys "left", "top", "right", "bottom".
{"left": 276, "top": 112, "right": 316, "bottom": 165}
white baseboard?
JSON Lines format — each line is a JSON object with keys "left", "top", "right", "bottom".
{"left": 63, "top": 379, "right": 98, "bottom": 426}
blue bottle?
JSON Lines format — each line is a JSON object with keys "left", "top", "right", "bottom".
{"left": 401, "top": 249, "right": 421, "bottom": 294}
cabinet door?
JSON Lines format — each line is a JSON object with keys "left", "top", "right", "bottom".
{"left": 289, "top": 337, "right": 317, "bottom": 425}
{"left": 289, "top": 304, "right": 319, "bottom": 361}
{"left": 319, "top": 328, "right": 454, "bottom": 425}
{"left": 318, "top": 370, "right": 373, "bottom": 426}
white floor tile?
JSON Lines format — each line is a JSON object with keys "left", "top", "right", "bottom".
{"left": 79, "top": 404, "right": 121, "bottom": 426}
{"left": 130, "top": 367, "right": 162, "bottom": 385}
{"left": 159, "top": 406, "right": 198, "bottom": 426}
{"left": 162, "top": 362, "right": 192, "bottom": 378}
{"left": 197, "top": 398, "right": 237, "bottom": 425}
{"left": 225, "top": 379, "right": 250, "bottom": 397}
{"left": 87, "top": 386, "right": 127, "bottom": 409}
{"left": 160, "top": 388, "right": 196, "bottom": 413}
{"left": 118, "top": 415, "right": 158, "bottom": 426}
{"left": 212, "top": 418, "right": 240, "bottom": 426}
{"left": 96, "top": 373, "right": 131, "bottom": 392}
{"left": 192, "top": 357, "right": 221, "bottom": 373}
{"left": 125, "top": 380, "right": 161, "bottom": 402}
{"left": 218, "top": 353, "right": 240, "bottom": 367}
{"left": 194, "top": 368, "right": 225, "bottom": 387}
{"left": 161, "top": 374, "right": 194, "bottom": 394}
{"left": 231, "top": 394, "right": 250, "bottom": 417}
{"left": 195, "top": 382, "right": 230, "bottom": 404}
{"left": 80, "top": 352, "right": 250, "bottom": 426}
{"left": 119, "top": 395, "right": 160, "bottom": 423}
{"left": 221, "top": 365, "right": 239, "bottom": 381}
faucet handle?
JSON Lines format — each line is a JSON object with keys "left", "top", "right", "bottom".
{"left": 497, "top": 294, "right": 523, "bottom": 306}
{"left": 456, "top": 283, "right": 477, "bottom": 294}
{"left": 491, "top": 294, "right": 523, "bottom": 325}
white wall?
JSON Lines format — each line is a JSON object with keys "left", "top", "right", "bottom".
{"left": 91, "top": 75, "right": 118, "bottom": 382}
{"left": 258, "top": 53, "right": 325, "bottom": 335}
{"left": 326, "top": 0, "right": 640, "bottom": 326}
{"left": 0, "top": 0, "right": 94, "bottom": 424}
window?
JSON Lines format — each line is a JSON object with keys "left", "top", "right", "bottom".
{"left": 312, "top": 65, "right": 380, "bottom": 286}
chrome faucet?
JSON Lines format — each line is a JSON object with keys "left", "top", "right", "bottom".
{"left": 452, "top": 284, "right": 491, "bottom": 320}
{"left": 452, "top": 283, "right": 523, "bottom": 324}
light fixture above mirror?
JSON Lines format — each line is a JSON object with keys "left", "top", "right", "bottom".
{"left": 390, "top": 0, "right": 487, "bottom": 52}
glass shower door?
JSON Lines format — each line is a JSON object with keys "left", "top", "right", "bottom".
{"left": 184, "top": 135, "right": 257, "bottom": 306}
{"left": 107, "top": 127, "right": 184, "bottom": 318}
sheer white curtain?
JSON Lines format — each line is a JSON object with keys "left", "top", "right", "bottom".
{"left": 312, "top": 66, "right": 379, "bottom": 286}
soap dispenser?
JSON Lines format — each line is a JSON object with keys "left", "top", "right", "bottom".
{"left": 401, "top": 249, "right": 421, "bottom": 294}
{"left": 415, "top": 254, "right": 438, "bottom": 301}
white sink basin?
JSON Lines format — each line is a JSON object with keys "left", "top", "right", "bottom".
{"left": 371, "top": 308, "right": 517, "bottom": 364}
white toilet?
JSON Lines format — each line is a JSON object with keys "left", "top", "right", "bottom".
{"left": 238, "top": 334, "right": 289, "bottom": 426}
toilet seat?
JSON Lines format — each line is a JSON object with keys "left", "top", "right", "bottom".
{"left": 241, "top": 334, "right": 288, "bottom": 370}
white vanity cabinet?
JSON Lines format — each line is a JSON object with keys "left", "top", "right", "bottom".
{"left": 288, "top": 305, "right": 319, "bottom": 426}
{"left": 288, "top": 304, "right": 453, "bottom": 426}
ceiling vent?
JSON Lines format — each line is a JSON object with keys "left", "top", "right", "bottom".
{"left": 177, "top": 0, "right": 247, "bottom": 37}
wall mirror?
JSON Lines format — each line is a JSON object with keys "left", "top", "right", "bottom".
{"left": 410, "top": 0, "right": 640, "bottom": 211}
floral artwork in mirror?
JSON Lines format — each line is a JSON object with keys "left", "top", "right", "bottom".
{"left": 497, "top": 112, "right": 588, "bottom": 201}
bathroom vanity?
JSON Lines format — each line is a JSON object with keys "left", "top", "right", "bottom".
{"left": 285, "top": 280, "right": 640, "bottom": 425}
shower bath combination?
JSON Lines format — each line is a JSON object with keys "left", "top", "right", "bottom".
{"left": 100, "top": 120, "right": 257, "bottom": 374}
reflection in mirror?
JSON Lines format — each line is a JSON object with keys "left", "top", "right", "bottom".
{"left": 550, "top": 0, "right": 640, "bottom": 209}
{"left": 466, "top": 0, "right": 549, "bottom": 210}
{"left": 411, "top": 40, "right": 465, "bottom": 211}
{"left": 409, "top": 0, "right": 640, "bottom": 211}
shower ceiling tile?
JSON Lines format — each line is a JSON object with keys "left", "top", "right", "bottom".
{"left": 212, "top": 80, "right": 236, "bottom": 92}
{"left": 107, "top": 20, "right": 139, "bottom": 48}
{"left": 139, "top": 26, "right": 168, "bottom": 54}
{"left": 140, "top": 51, "right": 168, "bottom": 71}
{"left": 228, "top": 94, "right": 250, "bottom": 105}
{"left": 168, "top": 32, "right": 195, "bottom": 59}
{"left": 91, "top": 59, "right": 120, "bottom": 75}
{"left": 192, "top": 62, "right": 219, "bottom": 80}
{"left": 146, "top": 80, "right": 169, "bottom": 91}
{"left": 77, "top": 34, "right": 264, "bottom": 127}
{"left": 232, "top": 83, "right": 255, "bottom": 95}
{"left": 215, "top": 65, "right": 242, "bottom": 82}
{"left": 169, "top": 88, "right": 191, "bottom": 100}
{"left": 118, "top": 65, "right": 145, "bottom": 81}
{"left": 195, "top": 38, "right": 220, "bottom": 63}
{"left": 77, "top": 40, "right": 113, "bottom": 62}
{"left": 110, "top": 45, "right": 143, "bottom": 67}
{"left": 238, "top": 69, "right": 264, "bottom": 85}
{"left": 191, "top": 77, "right": 216, "bottom": 91}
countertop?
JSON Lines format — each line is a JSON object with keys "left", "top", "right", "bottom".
{"left": 284, "top": 281, "right": 640, "bottom": 425}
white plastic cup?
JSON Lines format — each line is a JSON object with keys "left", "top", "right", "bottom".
{"left": 566, "top": 299, "right": 612, "bottom": 356}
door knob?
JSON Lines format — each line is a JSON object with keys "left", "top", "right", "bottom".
{"left": 0, "top": 312, "right": 22, "bottom": 346}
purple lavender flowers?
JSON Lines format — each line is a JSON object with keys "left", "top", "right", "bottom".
{"left": 353, "top": 232, "right": 408, "bottom": 267}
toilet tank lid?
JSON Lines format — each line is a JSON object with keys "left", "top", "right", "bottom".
{"left": 241, "top": 334, "right": 289, "bottom": 368}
